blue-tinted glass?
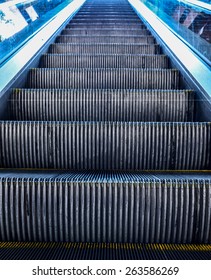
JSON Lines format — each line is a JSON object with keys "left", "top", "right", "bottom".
{"left": 141, "top": 0, "right": 211, "bottom": 65}
{"left": 0, "top": 0, "right": 72, "bottom": 65}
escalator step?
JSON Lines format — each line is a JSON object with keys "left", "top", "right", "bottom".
{"left": 70, "top": 19, "right": 143, "bottom": 24}
{"left": 76, "top": 12, "right": 138, "bottom": 15}
{"left": 56, "top": 35, "right": 155, "bottom": 44}
{"left": 10, "top": 89, "right": 193, "bottom": 122}
{"left": 27, "top": 68, "right": 179, "bottom": 89}
{"left": 0, "top": 122, "right": 209, "bottom": 170}
{"left": 0, "top": 171, "right": 210, "bottom": 243}
{"left": 48, "top": 43, "right": 161, "bottom": 54}
{"left": 61, "top": 29, "right": 150, "bottom": 36}
{"left": 73, "top": 16, "right": 140, "bottom": 19}
{"left": 66, "top": 23, "right": 146, "bottom": 28}
{"left": 1, "top": 242, "right": 210, "bottom": 260}
{"left": 40, "top": 54, "right": 168, "bottom": 68}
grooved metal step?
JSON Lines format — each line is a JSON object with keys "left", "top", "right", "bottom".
{"left": 0, "top": 242, "right": 210, "bottom": 260}
{"left": 74, "top": 13, "right": 139, "bottom": 16}
{"left": 0, "top": 122, "right": 210, "bottom": 170}
{"left": 70, "top": 19, "right": 142, "bottom": 23}
{"left": 76, "top": 10, "right": 137, "bottom": 13}
{"left": 65, "top": 23, "right": 146, "bottom": 28}
{"left": 40, "top": 54, "right": 168, "bottom": 68}
{"left": 61, "top": 29, "right": 150, "bottom": 36}
{"left": 0, "top": 171, "right": 210, "bottom": 243}
{"left": 73, "top": 16, "right": 140, "bottom": 20}
{"left": 48, "top": 43, "right": 161, "bottom": 54}
{"left": 27, "top": 68, "right": 179, "bottom": 89}
{"left": 10, "top": 89, "right": 194, "bottom": 122}
{"left": 56, "top": 35, "right": 155, "bottom": 44}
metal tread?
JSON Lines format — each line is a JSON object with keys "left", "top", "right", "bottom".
{"left": 56, "top": 35, "right": 155, "bottom": 44}
{"left": 40, "top": 54, "right": 168, "bottom": 68}
{"left": 27, "top": 68, "right": 179, "bottom": 89}
{"left": 61, "top": 29, "right": 151, "bottom": 36}
{"left": 0, "top": 170, "right": 211, "bottom": 243}
{"left": 48, "top": 43, "right": 161, "bottom": 54}
{"left": 65, "top": 23, "right": 146, "bottom": 28}
{"left": 69, "top": 19, "right": 143, "bottom": 23}
{"left": 10, "top": 88, "right": 193, "bottom": 122}
{"left": 1, "top": 242, "right": 210, "bottom": 259}
{"left": 0, "top": 121, "right": 210, "bottom": 170}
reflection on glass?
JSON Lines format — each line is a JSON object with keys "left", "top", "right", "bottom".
{"left": 142, "top": 0, "right": 211, "bottom": 65}
{"left": 0, "top": 0, "right": 71, "bottom": 65}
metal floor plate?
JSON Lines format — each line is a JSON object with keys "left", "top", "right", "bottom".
{"left": 0, "top": 242, "right": 211, "bottom": 260}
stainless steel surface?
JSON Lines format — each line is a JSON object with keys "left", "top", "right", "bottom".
{"left": 0, "top": 171, "right": 211, "bottom": 243}
{"left": 27, "top": 68, "right": 179, "bottom": 89}
{"left": 10, "top": 89, "right": 193, "bottom": 122}
{"left": 56, "top": 35, "right": 155, "bottom": 43}
{"left": 0, "top": 0, "right": 210, "bottom": 253}
{"left": 48, "top": 43, "right": 161, "bottom": 54}
{"left": 40, "top": 54, "right": 168, "bottom": 68}
{"left": 0, "top": 122, "right": 210, "bottom": 170}
{"left": 0, "top": 242, "right": 211, "bottom": 260}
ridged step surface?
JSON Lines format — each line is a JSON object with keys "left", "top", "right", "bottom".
{"left": 0, "top": 171, "right": 210, "bottom": 243}
{"left": 74, "top": 15, "right": 140, "bottom": 19}
{"left": 0, "top": 242, "right": 210, "bottom": 260}
{"left": 27, "top": 68, "right": 179, "bottom": 89}
{"left": 10, "top": 89, "right": 194, "bottom": 122}
{"left": 56, "top": 35, "right": 155, "bottom": 44}
{"left": 48, "top": 43, "right": 161, "bottom": 54}
{"left": 61, "top": 29, "right": 150, "bottom": 36}
{"left": 0, "top": 122, "right": 210, "bottom": 170}
{"left": 40, "top": 54, "right": 168, "bottom": 68}
{"left": 66, "top": 23, "right": 146, "bottom": 28}
{"left": 76, "top": 11, "right": 138, "bottom": 14}
{"left": 70, "top": 19, "right": 143, "bottom": 23}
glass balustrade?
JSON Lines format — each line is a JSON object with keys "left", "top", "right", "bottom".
{"left": 0, "top": 0, "right": 210, "bottom": 66}
{"left": 141, "top": 0, "right": 211, "bottom": 65}
{"left": 0, "top": 0, "right": 72, "bottom": 65}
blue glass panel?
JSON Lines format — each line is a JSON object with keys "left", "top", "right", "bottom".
{"left": 0, "top": 0, "right": 72, "bottom": 65}
{"left": 141, "top": 0, "right": 211, "bottom": 65}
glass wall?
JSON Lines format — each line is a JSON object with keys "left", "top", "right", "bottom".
{"left": 1, "top": 0, "right": 210, "bottom": 66}
{"left": 142, "top": 0, "right": 211, "bottom": 65}
{"left": 0, "top": 0, "right": 72, "bottom": 65}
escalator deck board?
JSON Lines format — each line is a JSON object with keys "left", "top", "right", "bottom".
{"left": 0, "top": 242, "right": 211, "bottom": 260}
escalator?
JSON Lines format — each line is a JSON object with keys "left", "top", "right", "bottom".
{"left": 0, "top": 0, "right": 211, "bottom": 260}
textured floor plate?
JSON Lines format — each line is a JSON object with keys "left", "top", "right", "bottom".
{"left": 0, "top": 242, "right": 211, "bottom": 260}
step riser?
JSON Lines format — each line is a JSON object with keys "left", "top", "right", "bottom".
{"left": 70, "top": 20, "right": 143, "bottom": 24}
{"left": 56, "top": 35, "right": 155, "bottom": 44}
{"left": 66, "top": 24, "right": 146, "bottom": 29}
{"left": 76, "top": 13, "right": 137, "bottom": 15}
{"left": 74, "top": 14, "right": 139, "bottom": 16}
{"left": 40, "top": 55, "right": 168, "bottom": 69}
{"left": 27, "top": 69, "right": 179, "bottom": 90}
{"left": 48, "top": 44, "right": 161, "bottom": 54}
{"left": 75, "top": 11, "right": 138, "bottom": 13}
{"left": 61, "top": 29, "right": 150, "bottom": 36}
{"left": 73, "top": 17, "right": 140, "bottom": 20}
{"left": 0, "top": 179, "right": 210, "bottom": 243}
{"left": 10, "top": 90, "right": 193, "bottom": 122}
{"left": 0, "top": 122, "right": 209, "bottom": 170}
